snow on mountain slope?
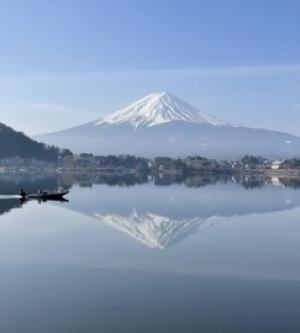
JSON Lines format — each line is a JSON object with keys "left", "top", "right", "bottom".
{"left": 95, "top": 92, "right": 230, "bottom": 129}
{"left": 35, "top": 91, "right": 300, "bottom": 158}
{"left": 95, "top": 210, "right": 222, "bottom": 249}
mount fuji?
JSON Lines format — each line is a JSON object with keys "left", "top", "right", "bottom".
{"left": 95, "top": 92, "right": 230, "bottom": 128}
{"left": 36, "top": 92, "right": 300, "bottom": 158}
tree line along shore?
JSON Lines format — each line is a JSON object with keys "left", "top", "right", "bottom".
{"left": 0, "top": 153, "right": 299, "bottom": 177}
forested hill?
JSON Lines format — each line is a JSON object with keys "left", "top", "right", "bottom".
{"left": 0, "top": 122, "right": 61, "bottom": 161}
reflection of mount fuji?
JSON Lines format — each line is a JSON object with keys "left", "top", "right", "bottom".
{"left": 64, "top": 182, "right": 300, "bottom": 249}
{"left": 2, "top": 173, "right": 299, "bottom": 250}
{"left": 95, "top": 210, "right": 221, "bottom": 249}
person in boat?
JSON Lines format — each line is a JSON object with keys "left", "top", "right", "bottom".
{"left": 19, "top": 188, "right": 27, "bottom": 198}
{"left": 37, "top": 189, "right": 49, "bottom": 196}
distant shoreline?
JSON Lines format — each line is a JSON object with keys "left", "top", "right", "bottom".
{"left": 0, "top": 154, "right": 300, "bottom": 179}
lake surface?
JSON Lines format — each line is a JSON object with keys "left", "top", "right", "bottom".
{"left": 0, "top": 173, "right": 300, "bottom": 332}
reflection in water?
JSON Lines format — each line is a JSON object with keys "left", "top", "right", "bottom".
{"left": 0, "top": 175, "right": 58, "bottom": 193}
{"left": 1, "top": 171, "right": 300, "bottom": 191}
{"left": 91, "top": 183, "right": 299, "bottom": 249}
{"left": 0, "top": 176, "right": 63, "bottom": 216}
{"left": 1, "top": 172, "right": 300, "bottom": 249}
{"left": 57, "top": 171, "right": 300, "bottom": 189}
{"left": 0, "top": 198, "right": 23, "bottom": 216}
{"left": 60, "top": 173, "right": 300, "bottom": 249}
{"left": 95, "top": 210, "right": 220, "bottom": 249}
{"left": 0, "top": 172, "right": 300, "bottom": 332}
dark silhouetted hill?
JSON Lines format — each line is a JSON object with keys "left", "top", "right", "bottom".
{"left": 0, "top": 122, "right": 60, "bottom": 161}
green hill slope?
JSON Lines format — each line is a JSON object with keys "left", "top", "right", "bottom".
{"left": 0, "top": 122, "right": 60, "bottom": 161}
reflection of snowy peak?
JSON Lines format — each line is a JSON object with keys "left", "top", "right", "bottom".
{"left": 95, "top": 210, "right": 221, "bottom": 249}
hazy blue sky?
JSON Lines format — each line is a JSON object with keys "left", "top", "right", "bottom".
{"left": 0, "top": 0, "right": 300, "bottom": 135}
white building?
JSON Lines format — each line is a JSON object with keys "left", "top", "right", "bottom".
{"left": 271, "top": 160, "right": 284, "bottom": 170}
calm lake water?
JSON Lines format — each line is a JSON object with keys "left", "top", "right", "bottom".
{"left": 0, "top": 173, "right": 300, "bottom": 332}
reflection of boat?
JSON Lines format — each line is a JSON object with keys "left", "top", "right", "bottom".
{"left": 23, "top": 190, "right": 69, "bottom": 202}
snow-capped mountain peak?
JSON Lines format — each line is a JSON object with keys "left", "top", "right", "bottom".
{"left": 36, "top": 91, "right": 300, "bottom": 158}
{"left": 95, "top": 92, "right": 229, "bottom": 129}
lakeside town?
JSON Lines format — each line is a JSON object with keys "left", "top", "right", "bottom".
{"left": 0, "top": 153, "right": 299, "bottom": 178}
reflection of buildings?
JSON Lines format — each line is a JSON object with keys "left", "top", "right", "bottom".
{"left": 57, "top": 171, "right": 300, "bottom": 190}
{"left": 271, "top": 176, "right": 282, "bottom": 186}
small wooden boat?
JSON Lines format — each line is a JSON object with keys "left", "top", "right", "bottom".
{"left": 18, "top": 189, "right": 69, "bottom": 202}
{"left": 27, "top": 190, "right": 69, "bottom": 200}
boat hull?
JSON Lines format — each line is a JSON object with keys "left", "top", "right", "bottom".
{"left": 26, "top": 190, "right": 69, "bottom": 201}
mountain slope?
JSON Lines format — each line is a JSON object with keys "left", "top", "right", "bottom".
{"left": 95, "top": 92, "right": 230, "bottom": 128}
{"left": 0, "top": 122, "right": 60, "bottom": 161}
{"left": 36, "top": 92, "right": 300, "bottom": 158}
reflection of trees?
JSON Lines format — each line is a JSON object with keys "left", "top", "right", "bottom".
{"left": 278, "top": 178, "right": 300, "bottom": 188}
{"left": 58, "top": 172, "right": 150, "bottom": 188}
{"left": 154, "top": 172, "right": 272, "bottom": 189}
{"left": 239, "top": 177, "right": 266, "bottom": 189}
{"left": 0, "top": 176, "right": 60, "bottom": 218}
{"left": 154, "top": 172, "right": 233, "bottom": 187}
{"left": 0, "top": 199, "right": 23, "bottom": 216}
{"left": 184, "top": 174, "right": 232, "bottom": 188}
{"left": 0, "top": 176, "right": 59, "bottom": 194}
{"left": 57, "top": 171, "right": 300, "bottom": 189}
{"left": 154, "top": 173, "right": 186, "bottom": 186}
{"left": 240, "top": 180, "right": 265, "bottom": 189}
{"left": 0, "top": 171, "right": 300, "bottom": 197}
{"left": 0, "top": 197, "right": 32, "bottom": 217}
